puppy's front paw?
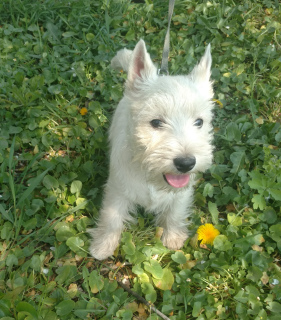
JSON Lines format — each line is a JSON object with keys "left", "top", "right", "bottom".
{"left": 161, "top": 231, "right": 188, "bottom": 250}
{"left": 88, "top": 228, "right": 120, "bottom": 260}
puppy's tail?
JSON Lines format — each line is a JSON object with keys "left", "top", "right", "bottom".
{"left": 111, "top": 48, "right": 132, "bottom": 73}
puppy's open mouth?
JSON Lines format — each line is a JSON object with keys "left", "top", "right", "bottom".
{"left": 164, "top": 173, "right": 190, "bottom": 188}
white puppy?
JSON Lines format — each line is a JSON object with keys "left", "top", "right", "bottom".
{"left": 88, "top": 40, "right": 214, "bottom": 260}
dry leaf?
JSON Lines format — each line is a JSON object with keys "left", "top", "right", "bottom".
{"left": 155, "top": 227, "right": 163, "bottom": 239}
{"left": 252, "top": 244, "right": 263, "bottom": 252}
{"left": 261, "top": 272, "right": 269, "bottom": 285}
{"left": 255, "top": 117, "right": 264, "bottom": 124}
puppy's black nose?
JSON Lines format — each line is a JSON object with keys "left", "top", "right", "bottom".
{"left": 174, "top": 156, "right": 196, "bottom": 173}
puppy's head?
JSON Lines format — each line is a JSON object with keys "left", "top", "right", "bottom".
{"left": 124, "top": 40, "right": 214, "bottom": 190}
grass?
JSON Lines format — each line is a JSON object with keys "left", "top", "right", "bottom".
{"left": 0, "top": 0, "right": 281, "bottom": 319}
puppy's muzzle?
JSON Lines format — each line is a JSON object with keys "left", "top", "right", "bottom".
{"left": 174, "top": 156, "right": 196, "bottom": 173}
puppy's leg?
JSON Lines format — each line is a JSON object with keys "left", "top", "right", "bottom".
{"left": 156, "top": 194, "right": 191, "bottom": 250}
{"left": 88, "top": 185, "right": 134, "bottom": 260}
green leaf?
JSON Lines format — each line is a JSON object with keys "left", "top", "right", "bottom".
{"left": 230, "top": 151, "right": 245, "bottom": 175}
{"left": 256, "top": 309, "right": 268, "bottom": 319}
{"left": 39, "top": 120, "right": 50, "bottom": 128}
{"left": 132, "top": 265, "right": 144, "bottom": 275}
{"left": 42, "top": 175, "right": 59, "bottom": 190}
{"left": 248, "top": 171, "right": 266, "bottom": 191}
{"left": 275, "top": 131, "right": 281, "bottom": 142}
{"left": 18, "top": 168, "right": 51, "bottom": 206}
{"left": 122, "top": 232, "right": 135, "bottom": 255}
{"left": 143, "top": 259, "right": 163, "bottom": 279}
{"left": 86, "top": 33, "right": 95, "bottom": 41}
{"left": 46, "top": 21, "right": 61, "bottom": 42}
{"left": 138, "top": 273, "right": 150, "bottom": 283}
{"left": 32, "top": 199, "right": 44, "bottom": 211}
{"left": 16, "top": 302, "right": 38, "bottom": 319}
{"left": 41, "top": 311, "right": 57, "bottom": 320}
{"left": 62, "top": 31, "right": 77, "bottom": 38}
{"left": 152, "top": 268, "right": 174, "bottom": 290}
{"left": 14, "top": 71, "right": 25, "bottom": 83}
{"left": 263, "top": 208, "right": 277, "bottom": 224}
{"left": 68, "top": 200, "right": 88, "bottom": 213}
{"left": 267, "top": 302, "right": 281, "bottom": 313}
{"left": 246, "top": 266, "right": 263, "bottom": 282}
{"left": 105, "top": 302, "right": 119, "bottom": 317}
{"left": 55, "top": 265, "right": 78, "bottom": 285}
{"left": 1, "top": 222, "right": 13, "bottom": 239}
{"left": 141, "top": 283, "right": 157, "bottom": 304}
{"left": 269, "top": 188, "right": 281, "bottom": 201}
{"left": 227, "top": 212, "right": 242, "bottom": 226}
{"left": 208, "top": 201, "right": 219, "bottom": 225}
{"left": 70, "top": 180, "right": 82, "bottom": 194}
{"left": 56, "top": 224, "right": 76, "bottom": 242}
{"left": 125, "top": 29, "right": 135, "bottom": 41}
{"left": 66, "top": 236, "right": 84, "bottom": 253}
{"left": 30, "top": 255, "right": 41, "bottom": 272}
{"left": 0, "top": 204, "right": 14, "bottom": 223}
{"left": 9, "top": 126, "right": 23, "bottom": 134}
{"left": 269, "top": 224, "right": 281, "bottom": 242}
{"left": 89, "top": 115, "right": 99, "bottom": 129}
{"left": 213, "top": 235, "right": 232, "bottom": 251}
{"left": 203, "top": 183, "right": 214, "bottom": 197}
{"left": 6, "top": 254, "right": 18, "bottom": 267}
{"left": 192, "top": 301, "right": 202, "bottom": 318}
{"left": 252, "top": 234, "right": 265, "bottom": 245}
{"left": 28, "top": 24, "right": 38, "bottom": 32}
{"left": 234, "top": 290, "right": 248, "bottom": 303}
{"left": 252, "top": 194, "right": 266, "bottom": 210}
{"left": 0, "top": 300, "right": 11, "bottom": 317}
{"left": 89, "top": 270, "right": 104, "bottom": 293}
{"left": 236, "top": 302, "right": 247, "bottom": 315}
{"left": 48, "top": 84, "right": 62, "bottom": 95}
{"left": 171, "top": 251, "right": 187, "bottom": 264}
{"left": 55, "top": 300, "right": 75, "bottom": 316}
{"left": 225, "top": 122, "right": 241, "bottom": 142}
{"left": 25, "top": 217, "right": 37, "bottom": 230}
{"left": 116, "top": 309, "right": 133, "bottom": 319}
{"left": 0, "top": 138, "right": 8, "bottom": 149}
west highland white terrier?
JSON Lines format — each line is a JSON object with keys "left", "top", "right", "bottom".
{"left": 88, "top": 39, "right": 214, "bottom": 260}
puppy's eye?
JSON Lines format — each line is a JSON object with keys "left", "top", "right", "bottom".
{"left": 194, "top": 118, "right": 203, "bottom": 128}
{"left": 150, "top": 119, "right": 163, "bottom": 128}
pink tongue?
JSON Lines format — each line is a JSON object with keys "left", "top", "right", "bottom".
{"left": 165, "top": 174, "right": 190, "bottom": 188}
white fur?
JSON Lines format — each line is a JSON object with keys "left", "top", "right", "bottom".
{"left": 88, "top": 40, "right": 214, "bottom": 260}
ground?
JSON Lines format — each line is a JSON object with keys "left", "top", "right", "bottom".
{"left": 0, "top": 0, "right": 281, "bottom": 319}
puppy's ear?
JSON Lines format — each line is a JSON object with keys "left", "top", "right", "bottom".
{"left": 190, "top": 44, "right": 213, "bottom": 99}
{"left": 127, "top": 40, "right": 157, "bottom": 86}
{"left": 191, "top": 44, "right": 212, "bottom": 83}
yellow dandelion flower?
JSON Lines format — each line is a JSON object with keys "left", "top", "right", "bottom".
{"left": 213, "top": 98, "right": 223, "bottom": 108}
{"left": 197, "top": 223, "right": 220, "bottom": 245}
{"left": 80, "top": 107, "right": 88, "bottom": 115}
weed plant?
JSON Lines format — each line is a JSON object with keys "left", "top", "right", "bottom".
{"left": 0, "top": 0, "right": 281, "bottom": 319}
